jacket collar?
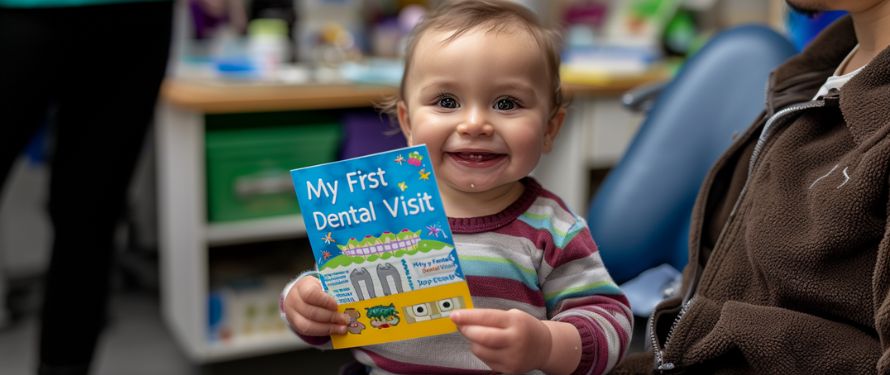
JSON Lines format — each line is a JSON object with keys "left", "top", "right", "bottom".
{"left": 767, "top": 16, "right": 890, "bottom": 146}
{"left": 840, "top": 43, "right": 890, "bottom": 145}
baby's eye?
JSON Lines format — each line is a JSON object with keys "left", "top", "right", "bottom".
{"left": 437, "top": 96, "right": 459, "bottom": 109}
{"left": 494, "top": 98, "right": 518, "bottom": 111}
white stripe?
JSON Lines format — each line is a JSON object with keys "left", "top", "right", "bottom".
{"left": 471, "top": 295, "right": 548, "bottom": 319}
{"left": 358, "top": 333, "right": 488, "bottom": 370}
{"left": 525, "top": 197, "right": 579, "bottom": 234}
{"left": 454, "top": 232, "right": 544, "bottom": 269}
{"left": 542, "top": 253, "right": 615, "bottom": 296}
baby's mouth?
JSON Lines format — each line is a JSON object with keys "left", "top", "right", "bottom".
{"left": 447, "top": 152, "right": 506, "bottom": 167}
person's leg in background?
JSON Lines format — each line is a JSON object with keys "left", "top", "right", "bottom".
{"left": 37, "top": 3, "right": 172, "bottom": 374}
{"left": 0, "top": 7, "right": 58, "bottom": 331}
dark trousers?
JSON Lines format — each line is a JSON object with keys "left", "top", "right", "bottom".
{"left": 0, "top": 3, "right": 172, "bottom": 373}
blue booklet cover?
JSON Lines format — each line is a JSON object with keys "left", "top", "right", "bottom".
{"left": 290, "top": 145, "right": 473, "bottom": 348}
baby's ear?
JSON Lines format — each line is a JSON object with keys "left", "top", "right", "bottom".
{"left": 397, "top": 101, "right": 414, "bottom": 145}
{"left": 543, "top": 108, "right": 566, "bottom": 153}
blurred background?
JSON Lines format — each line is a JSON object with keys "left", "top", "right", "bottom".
{"left": 0, "top": 0, "right": 844, "bottom": 373}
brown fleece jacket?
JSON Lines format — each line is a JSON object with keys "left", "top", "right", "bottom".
{"left": 613, "top": 17, "right": 890, "bottom": 374}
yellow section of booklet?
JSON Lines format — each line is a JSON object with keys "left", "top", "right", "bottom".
{"left": 331, "top": 281, "right": 473, "bottom": 349}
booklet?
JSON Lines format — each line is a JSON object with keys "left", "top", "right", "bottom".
{"left": 291, "top": 145, "right": 473, "bottom": 348}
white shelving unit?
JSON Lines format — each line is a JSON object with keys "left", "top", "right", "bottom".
{"left": 156, "top": 77, "right": 410, "bottom": 362}
{"left": 206, "top": 215, "right": 306, "bottom": 247}
{"left": 157, "top": 102, "right": 313, "bottom": 362}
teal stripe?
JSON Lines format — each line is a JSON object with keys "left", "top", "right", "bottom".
{"left": 0, "top": 0, "right": 166, "bottom": 8}
{"left": 519, "top": 213, "right": 585, "bottom": 248}
{"left": 522, "top": 211, "right": 549, "bottom": 221}
{"left": 460, "top": 255, "right": 539, "bottom": 291}
{"left": 545, "top": 281, "right": 622, "bottom": 310}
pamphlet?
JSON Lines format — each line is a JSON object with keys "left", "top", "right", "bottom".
{"left": 290, "top": 145, "right": 473, "bottom": 348}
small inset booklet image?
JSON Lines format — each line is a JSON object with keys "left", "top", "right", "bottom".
{"left": 291, "top": 145, "right": 473, "bottom": 348}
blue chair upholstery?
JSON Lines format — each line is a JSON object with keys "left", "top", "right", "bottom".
{"left": 587, "top": 25, "right": 796, "bottom": 283}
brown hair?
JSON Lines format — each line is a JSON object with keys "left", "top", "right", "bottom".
{"left": 379, "top": 0, "right": 565, "bottom": 121}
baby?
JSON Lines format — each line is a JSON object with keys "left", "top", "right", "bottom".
{"left": 281, "top": 1, "right": 632, "bottom": 374}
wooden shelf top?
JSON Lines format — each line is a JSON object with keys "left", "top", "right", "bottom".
{"left": 162, "top": 80, "right": 398, "bottom": 113}
{"left": 162, "top": 69, "right": 667, "bottom": 113}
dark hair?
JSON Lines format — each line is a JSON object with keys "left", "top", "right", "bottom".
{"left": 379, "top": 0, "right": 565, "bottom": 121}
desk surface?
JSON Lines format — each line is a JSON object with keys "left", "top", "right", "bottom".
{"left": 162, "top": 70, "right": 666, "bottom": 113}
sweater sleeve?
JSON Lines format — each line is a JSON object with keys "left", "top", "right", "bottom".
{"left": 279, "top": 271, "right": 333, "bottom": 349}
{"left": 540, "top": 218, "right": 633, "bottom": 375}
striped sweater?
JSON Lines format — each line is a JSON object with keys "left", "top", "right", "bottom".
{"left": 283, "top": 178, "right": 632, "bottom": 374}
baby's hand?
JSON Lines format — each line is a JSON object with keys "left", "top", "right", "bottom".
{"left": 450, "top": 308, "right": 552, "bottom": 374}
{"left": 282, "top": 277, "right": 349, "bottom": 336}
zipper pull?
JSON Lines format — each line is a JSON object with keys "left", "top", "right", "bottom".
{"left": 657, "top": 362, "right": 676, "bottom": 372}
{"left": 820, "top": 87, "right": 841, "bottom": 103}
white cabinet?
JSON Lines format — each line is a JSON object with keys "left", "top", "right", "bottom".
{"left": 156, "top": 103, "right": 311, "bottom": 362}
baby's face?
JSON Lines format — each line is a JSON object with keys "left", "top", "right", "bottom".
{"left": 398, "top": 27, "right": 563, "bottom": 206}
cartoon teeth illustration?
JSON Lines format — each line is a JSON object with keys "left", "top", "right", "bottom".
{"left": 403, "top": 296, "right": 464, "bottom": 324}
{"left": 376, "top": 263, "right": 404, "bottom": 296}
{"left": 350, "top": 267, "right": 376, "bottom": 301}
{"left": 338, "top": 230, "right": 421, "bottom": 256}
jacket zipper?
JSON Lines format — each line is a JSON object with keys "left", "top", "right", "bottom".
{"left": 650, "top": 296, "right": 695, "bottom": 371}
{"left": 649, "top": 97, "right": 829, "bottom": 373}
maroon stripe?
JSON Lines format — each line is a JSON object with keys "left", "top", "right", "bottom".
{"left": 495, "top": 218, "right": 554, "bottom": 254}
{"left": 448, "top": 177, "right": 542, "bottom": 234}
{"left": 555, "top": 295, "right": 631, "bottom": 315}
{"left": 554, "top": 296, "right": 632, "bottom": 351}
{"left": 467, "top": 275, "right": 546, "bottom": 307}
{"left": 503, "top": 212, "right": 600, "bottom": 268}
{"left": 577, "top": 305, "right": 631, "bottom": 358}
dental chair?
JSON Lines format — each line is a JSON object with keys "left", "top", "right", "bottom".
{"left": 586, "top": 25, "right": 796, "bottom": 315}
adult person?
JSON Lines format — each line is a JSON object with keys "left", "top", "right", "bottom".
{"left": 0, "top": 0, "right": 172, "bottom": 373}
{"left": 613, "top": 0, "right": 890, "bottom": 373}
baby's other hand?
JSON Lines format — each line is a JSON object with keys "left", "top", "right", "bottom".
{"left": 450, "top": 308, "right": 551, "bottom": 374}
{"left": 283, "top": 277, "right": 349, "bottom": 336}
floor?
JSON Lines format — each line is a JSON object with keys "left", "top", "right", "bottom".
{"left": 0, "top": 288, "right": 354, "bottom": 375}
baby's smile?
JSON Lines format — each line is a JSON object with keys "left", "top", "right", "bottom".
{"left": 447, "top": 152, "right": 507, "bottom": 168}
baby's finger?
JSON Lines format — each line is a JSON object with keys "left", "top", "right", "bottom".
{"left": 291, "top": 310, "right": 348, "bottom": 336}
{"left": 295, "top": 301, "right": 349, "bottom": 325}
{"left": 450, "top": 309, "right": 509, "bottom": 328}
{"left": 296, "top": 278, "right": 338, "bottom": 310}
{"left": 457, "top": 325, "right": 509, "bottom": 349}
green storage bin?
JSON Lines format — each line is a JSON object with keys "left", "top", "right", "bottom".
{"left": 206, "top": 116, "right": 341, "bottom": 222}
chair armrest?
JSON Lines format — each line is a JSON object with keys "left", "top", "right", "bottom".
{"left": 622, "top": 80, "right": 669, "bottom": 113}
